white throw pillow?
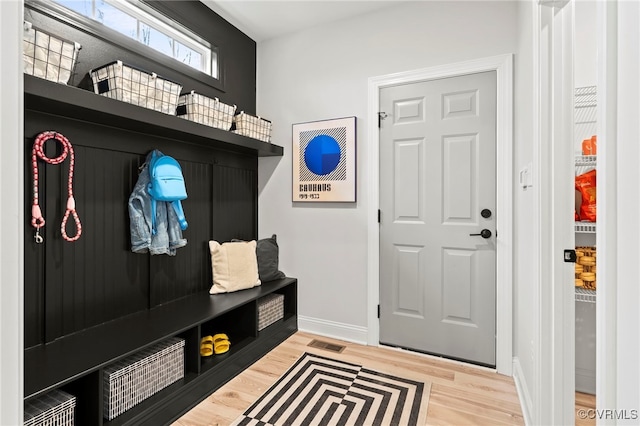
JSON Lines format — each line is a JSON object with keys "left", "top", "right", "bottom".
{"left": 209, "top": 240, "right": 261, "bottom": 294}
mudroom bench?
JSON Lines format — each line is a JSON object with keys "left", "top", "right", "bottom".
{"left": 24, "top": 277, "right": 297, "bottom": 426}
{"left": 24, "top": 3, "right": 289, "bottom": 424}
{"left": 24, "top": 72, "right": 293, "bottom": 425}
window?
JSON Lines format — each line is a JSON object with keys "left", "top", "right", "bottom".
{"left": 52, "top": 0, "right": 218, "bottom": 78}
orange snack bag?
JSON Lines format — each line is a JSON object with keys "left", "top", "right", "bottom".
{"left": 581, "top": 135, "right": 598, "bottom": 156}
{"left": 575, "top": 169, "right": 596, "bottom": 222}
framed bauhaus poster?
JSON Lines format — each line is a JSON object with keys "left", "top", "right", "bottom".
{"left": 292, "top": 116, "right": 356, "bottom": 202}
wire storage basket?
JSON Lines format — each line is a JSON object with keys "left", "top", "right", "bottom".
{"left": 103, "top": 337, "right": 185, "bottom": 420}
{"left": 176, "top": 91, "right": 236, "bottom": 130}
{"left": 24, "top": 389, "right": 76, "bottom": 426}
{"left": 89, "top": 60, "right": 182, "bottom": 115}
{"left": 232, "top": 112, "right": 272, "bottom": 143}
{"left": 258, "top": 293, "right": 284, "bottom": 331}
{"left": 23, "top": 21, "right": 81, "bottom": 85}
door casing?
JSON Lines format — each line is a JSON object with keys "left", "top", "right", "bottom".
{"left": 367, "top": 54, "right": 513, "bottom": 376}
{"left": 536, "top": 2, "right": 575, "bottom": 425}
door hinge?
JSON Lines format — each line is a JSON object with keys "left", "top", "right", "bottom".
{"left": 377, "top": 304, "right": 380, "bottom": 318}
{"left": 378, "top": 209, "right": 381, "bottom": 223}
{"left": 378, "top": 112, "right": 388, "bottom": 128}
{"left": 564, "top": 249, "right": 577, "bottom": 263}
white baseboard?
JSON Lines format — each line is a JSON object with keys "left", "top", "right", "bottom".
{"left": 298, "top": 315, "right": 368, "bottom": 345}
{"left": 513, "top": 357, "right": 534, "bottom": 426}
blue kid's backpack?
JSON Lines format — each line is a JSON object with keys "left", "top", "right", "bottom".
{"left": 147, "top": 150, "right": 188, "bottom": 234}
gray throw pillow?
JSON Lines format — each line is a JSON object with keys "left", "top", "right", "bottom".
{"left": 256, "top": 234, "right": 286, "bottom": 282}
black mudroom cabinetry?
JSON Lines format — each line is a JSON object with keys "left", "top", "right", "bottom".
{"left": 23, "top": 2, "right": 296, "bottom": 424}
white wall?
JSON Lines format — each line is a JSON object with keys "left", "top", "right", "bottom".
{"left": 575, "top": 0, "right": 598, "bottom": 88}
{"left": 257, "top": 1, "right": 518, "bottom": 341}
{"left": 0, "top": 1, "right": 24, "bottom": 425}
{"left": 512, "top": 1, "right": 537, "bottom": 422}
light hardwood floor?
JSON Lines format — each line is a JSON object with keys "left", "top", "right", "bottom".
{"left": 575, "top": 391, "right": 596, "bottom": 426}
{"left": 174, "top": 331, "right": 524, "bottom": 425}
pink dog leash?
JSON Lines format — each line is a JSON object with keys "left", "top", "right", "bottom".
{"left": 31, "top": 131, "right": 82, "bottom": 243}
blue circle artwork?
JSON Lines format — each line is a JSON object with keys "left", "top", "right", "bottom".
{"left": 304, "top": 134, "right": 341, "bottom": 176}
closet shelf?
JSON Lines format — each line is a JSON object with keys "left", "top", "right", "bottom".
{"left": 575, "top": 155, "right": 597, "bottom": 167}
{"left": 575, "top": 222, "right": 596, "bottom": 233}
{"left": 575, "top": 287, "right": 596, "bottom": 303}
{"left": 24, "top": 75, "right": 283, "bottom": 157}
{"left": 575, "top": 86, "right": 597, "bottom": 107}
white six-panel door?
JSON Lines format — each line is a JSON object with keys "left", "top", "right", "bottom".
{"left": 379, "top": 71, "right": 497, "bottom": 366}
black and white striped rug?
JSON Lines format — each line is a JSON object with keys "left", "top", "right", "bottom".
{"left": 231, "top": 352, "right": 426, "bottom": 426}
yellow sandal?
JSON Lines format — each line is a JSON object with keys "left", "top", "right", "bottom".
{"left": 212, "top": 333, "right": 230, "bottom": 354}
{"left": 200, "top": 336, "right": 214, "bottom": 357}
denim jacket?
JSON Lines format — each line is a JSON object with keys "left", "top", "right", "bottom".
{"left": 128, "top": 150, "right": 187, "bottom": 255}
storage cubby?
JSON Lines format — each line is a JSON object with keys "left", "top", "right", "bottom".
{"left": 58, "top": 371, "right": 101, "bottom": 426}
{"left": 258, "top": 284, "right": 298, "bottom": 336}
{"left": 281, "top": 284, "right": 298, "bottom": 322}
{"left": 24, "top": 278, "right": 297, "bottom": 426}
{"left": 200, "top": 301, "right": 257, "bottom": 371}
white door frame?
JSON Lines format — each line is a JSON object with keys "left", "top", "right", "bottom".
{"left": 596, "top": 0, "right": 620, "bottom": 418}
{"left": 536, "top": 1, "right": 575, "bottom": 424}
{"left": 536, "top": 0, "right": 631, "bottom": 421}
{"left": 367, "top": 54, "right": 513, "bottom": 376}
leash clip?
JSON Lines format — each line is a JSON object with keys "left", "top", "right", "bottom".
{"left": 34, "top": 227, "right": 43, "bottom": 244}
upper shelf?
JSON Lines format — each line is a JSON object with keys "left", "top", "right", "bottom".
{"left": 575, "top": 287, "right": 596, "bottom": 303}
{"left": 575, "top": 222, "right": 596, "bottom": 234}
{"left": 575, "top": 155, "right": 596, "bottom": 167}
{"left": 24, "top": 75, "right": 283, "bottom": 157}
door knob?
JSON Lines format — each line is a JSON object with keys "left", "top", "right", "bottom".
{"left": 470, "top": 229, "right": 492, "bottom": 239}
{"left": 481, "top": 209, "right": 492, "bottom": 218}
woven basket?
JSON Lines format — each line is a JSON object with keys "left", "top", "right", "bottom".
{"left": 103, "top": 337, "right": 185, "bottom": 420}
{"left": 232, "top": 112, "right": 272, "bottom": 143}
{"left": 258, "top": 293, "right": 284, "bottom": 331}
{"left": 89, "top": 60, "right": 182, "bottom": 115}
{"left": 176, "top": 91, "right": 236, "bottom": 130}
{"left": 23, "top": 21, "right": 81, "bottom": 85}
{"left": 24, "top": 389, "right": 76, "bottom": 426}
{"left": 575, "top": 246, "right": 596, "bottom": 290}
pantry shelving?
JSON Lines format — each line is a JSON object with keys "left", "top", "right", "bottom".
{"left": 574, "top": 86, "right": 597, "bottom": 395}
{"left": 574, "top": 153, "right": 597, "bottom": 301}
{"left": 575, "top": 287, "right": 596, "bottom": 304}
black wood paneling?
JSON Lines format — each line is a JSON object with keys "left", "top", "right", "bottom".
{"left": 150, "top": 160, "right": 213, "bottom": 307}
{"left": 25, "top": 107, "right": 258, "bottom": 345}
{"left": 24, "top": 138, "right": 46, "bottom": 349}
{"left": 23, "top": 0, "right": 260, "bottom": 350}
{"left": 147, "top": 159, "right": 259, "bottom": 307}
{"left": 48, "top": 146, "right": 149, "bottom": 339}
{"left": 212, "top": 165, "right": 257, "bottom": 243}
